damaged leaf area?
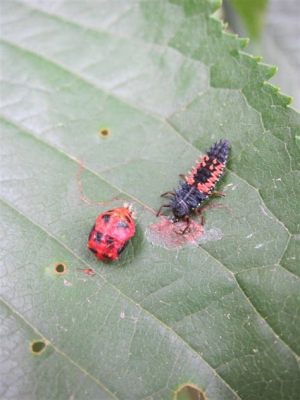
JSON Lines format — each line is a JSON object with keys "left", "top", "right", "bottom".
{"left": 0, "top": 1, "right": 299, "bottom": 399}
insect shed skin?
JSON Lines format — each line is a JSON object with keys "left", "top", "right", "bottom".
{"left": 157, "top": 139, "right": 230, "bottom": 224}
{"left": 87, "top": 205, "right": 135, "bottom": 262}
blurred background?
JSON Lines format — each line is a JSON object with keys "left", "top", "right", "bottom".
{"left": 222, "top": 0, "right": 300, "bottom": 110}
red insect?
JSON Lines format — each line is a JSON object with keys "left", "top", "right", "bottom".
{"left": 87, "top": 204, "right": 135, "bottom": 262}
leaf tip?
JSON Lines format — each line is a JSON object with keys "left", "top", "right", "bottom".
{"left": 210, "top": 0, "right": 222, "bottom": 14}
{"left": 263, "top": 82, "right": 293, "bottom": 106}
{"left": 239, "top": 37, "right": 249, "bottom": 49}
{"left": 260, "top": 63, "right": 278, "bottom": 79}
{"left": 253, "top": 55, "right": 263, "bottom": 62}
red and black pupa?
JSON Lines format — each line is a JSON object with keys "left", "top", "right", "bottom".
{"left": 87, "top": 204, "right": 135, "bottom": 262}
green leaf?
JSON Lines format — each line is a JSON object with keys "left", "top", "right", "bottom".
{"left": 227, "top": 0, "right": 268, "bottom": 39}
{"left": 224, "top": 0, "right": 300, "bottom": 109}
{"left": 1, "top": 1, "right": 299, "bottom": 399}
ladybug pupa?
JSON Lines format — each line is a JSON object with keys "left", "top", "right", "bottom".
{"left": 87, "top": 204, "right": 135, "bottom": 262}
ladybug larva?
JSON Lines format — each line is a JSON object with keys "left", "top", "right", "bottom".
{"left": 157, "top": 139, "right": 230, "bottom": 230}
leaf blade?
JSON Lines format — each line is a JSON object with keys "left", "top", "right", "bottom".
{"left": 1, "top": 1, "right": 299, "bottom": 399}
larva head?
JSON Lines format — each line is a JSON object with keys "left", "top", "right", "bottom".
{"left": 169, "top": 183, "right": 207, "bottom": 221}
{"left": 170, "top": 197, "right": 189, "bottom": 221}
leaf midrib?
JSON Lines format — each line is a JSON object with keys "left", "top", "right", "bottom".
{"left": 16, "top": 0, "right": 295, "bottom": 150}
{"left": 0, "top": 295, "right": 119, "bottom": 400}
{"left": 1, "top": 113, "right": 299, "bottom": 363}
{"left": 1, "top": 2, "right": 298, "bottom": 390}
{"left": 0, "top": 34, "right": 296, "bottom": 358}
{"left": 0, "top": 36, "right": 291, "bottom": 238}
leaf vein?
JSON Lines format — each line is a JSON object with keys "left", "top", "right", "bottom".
{"left": 0, "top": 296, "right": 119, "bottom": 399}
{"left": 1, "top": 36, "right": 291, "bottom": 238}
{"left": 1, "top": 109, "right": 297, "bottom": 362}
{"left": 0, "top": 196, "right": 241, "bottom": 399}
{"left": 1, "top": 112, "right": 298, "bottom": 368}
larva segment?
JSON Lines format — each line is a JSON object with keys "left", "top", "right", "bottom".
{"left": 196, "top": 161, "right": 225, "bottom": 194}
{"left": 185, "top": 155, "right": 209, "bottom": 185}
{"left": 186, "top": 157, "right": 225, "bottom": 194}
{"left": 185, "top": 139, "right": 230, "bottom": 195}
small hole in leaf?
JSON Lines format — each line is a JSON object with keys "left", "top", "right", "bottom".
{"left": 30, "top": 340, "right": 46, "bottom": 355}
{"left": 99, "top": 128, "right": 110, "bottom": 137}
{"left": 175, "top": 384, "right": 207, "bottom": 400}
{"left": 54, "top": 262, "right": 67, "bottom": 275}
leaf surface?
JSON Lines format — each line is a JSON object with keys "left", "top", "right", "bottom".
{"left": 1, "top": 1, "right": 299, "bottom": 399}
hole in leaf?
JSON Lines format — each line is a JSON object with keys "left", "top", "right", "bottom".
{"left": 54, "top": 262, "right": 67, "bottom": 275}
{"left": 30, "top": 340, "right": 46, "bottom": 355}
{"left": 99, "top": 128, "right": 110, "bottom": 137}
{"left": 175, "top": 384, "right": 207, "bottom": 400}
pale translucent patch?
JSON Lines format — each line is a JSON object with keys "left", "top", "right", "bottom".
{"left": 255, "top": 243, "right": 263, "bottom": 249}
{"left": 120, "top": 311, "right": 125, "bottom": 320}
{"left": 197, "top": 227, "right": 223, "bottom": 244}
{"left": 146, "top": 217, "right": 223, "bottom": 249}
{"left": 146, "top": 217, "right": 203, "bottom": 249}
